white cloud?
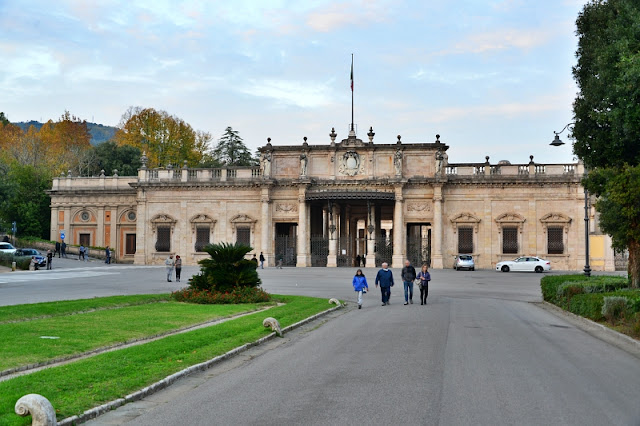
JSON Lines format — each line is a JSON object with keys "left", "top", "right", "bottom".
{"left": 238, "top": 79, "right": 336, "bottom": 108}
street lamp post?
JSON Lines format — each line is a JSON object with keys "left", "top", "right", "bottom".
{"left": 550, "top": 124, "right": 591, "bottom": 277}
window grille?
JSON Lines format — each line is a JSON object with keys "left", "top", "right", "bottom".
{"left": 195, "top": 226, "right": 210, "bottom": 252}
{"left": 548, "top": 227, "right": 564, "bottom": 254}
{"left": 502, "top": 227, "right": 518, "bottom": 254}
{"left": 236, "top": 227, "right": 250, "bottom": 246}
{"left": 458, "top": 227, "right": 473, "bottom": 254}
{"left": 156, "top": 226, "right": 171, "bottom": 252}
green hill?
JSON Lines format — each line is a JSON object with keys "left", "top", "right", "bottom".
{"left": 12, "top": 121, "right": 117, "bottom": 146}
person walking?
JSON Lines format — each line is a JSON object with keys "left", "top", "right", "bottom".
{"left": 259, "top": 252, "right": 265, "bottom": 269}
{"left": 352, "top": 269, "right": 369, "bottom": 309}
{"left": 251, "top": 254, "right": 258, "bottom": 268}
{"left": 55, "top": 241, "right": 61, "bottom": 258}
{"left": 417, "top": 264, "right": 431, "bottom": 305}
{"left": 165, "top": 255, "right": 175, "bottom": 282}
{"left": 375, "top": 262, "right": 394, "bottom": 306}
{"left": 61, "top": 241, "right": 67, "bottom": 258}
{"left": 401, "top": 260, "right": 417, "bottom": 305}
{"left": 355, "top": 254, "right": 361, "bottom": 267}
{"left": 46, "top": 250, "right": 53, "bottom": 270}
{"left": 79, "top": 245, "right": 85, "bottom": 261}
{"left": 105, "top": 246, "right": 111, "bottom": 264}
{"left": 175, "top": 255, "right": 182, "bottom": 282}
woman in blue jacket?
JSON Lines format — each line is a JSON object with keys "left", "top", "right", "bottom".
{"left": 352, "top": 269, "right": 369, "bottom": 309}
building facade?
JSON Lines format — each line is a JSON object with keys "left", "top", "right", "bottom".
{"left": 48, "top": 129, "right": 616, "bottom": 271}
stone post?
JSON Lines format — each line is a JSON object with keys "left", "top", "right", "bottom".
{"left": 261, "top": 187, "right": 272, "bottom": 267}
{"left": 392, "top": 185, "right": 405, "bottom": 268}
{"left": 296, "top": 186, "right": 310, "bottom": 267}
{"left": 367, "top": 202, "right": 376, "bottom": 264}
{"left": 327, "top": 203, "right": 339, "bottom": 267}
{"left": 432, "top": 185, "right": 444, "bottom": 269}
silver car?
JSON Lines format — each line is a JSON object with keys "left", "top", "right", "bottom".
{"left": 454, "top": 254, "right": 475, "bottom": 271}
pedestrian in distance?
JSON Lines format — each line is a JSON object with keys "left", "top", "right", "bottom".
{"left": 175, "top": 255, "right": 182, "bottom": 282}
{"left": 259, "top": 252, "right": 265, "bottom": 269}
{"left": 355, "top": 254, "right": 361, "bottom": 267}
{"left": 79, "top": 245, "right": 85, "bottom": 261}
{"left": 251, "top": 254, "right": 258, "bottom": 268}
{"left": 46, "top": 250, "right": 53, "bottom": 270}
{"left": 55, "top": 241, "right": 61, "bottom": 258}
{"left": 277, "top": 256, "right": 283, "bottom": 269}
{"left": 417, "top": 264, "right": 431, "bottom": 305}
{"left": 362, "top": 255, "right": 366, "bottom": 267}
{"left": 29, "top": 256, "right": 38, "bottom": 271}
{"left": 352, "top": 269, "right": 369, "bottom": 309}
{"left": 165, "top": 255, "right": 175, "bottom": 282}
{"left": 61, "top": 241, "right": 67, "bottom": 258}
{"left": 401, "top": 259, "right": 417, "bottom": 305}
{"left": 375, "top": 262, "right": 394, "bottom": 306}
{"left": 105, "top": 246, "right": 111, "bottom": 264}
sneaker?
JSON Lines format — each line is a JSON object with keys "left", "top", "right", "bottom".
{"left": 410, "top": 299, "right": 413, "bottom": 304}
{"left": 404, "top": 302, "right": 408, "bottom": 305}
{"left": 420, "top": 302, "right": 424, "bottom": 305}
{"left": 358, "top": 304, "right": 362, "bottom": 309}
{"left": 381, "top": 303, "right": 386, "bottom": 306}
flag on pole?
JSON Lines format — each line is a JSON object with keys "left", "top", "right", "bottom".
{"left": 350, "top": 56, "right": 354, "bottom": 91}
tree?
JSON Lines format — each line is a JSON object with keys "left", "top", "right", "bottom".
{"left": 212, "top": 127, "right": 255, "bottom": 166}
{"left": 91, "top": 141, "right": 142, "bottom": 176}
{"left": 190, "top": 242, "right": 261, "bottom": 292}
{"left": 572, "top": 0, "right": 640, "bottom": 287}
{"left": 114, "top": 107, "right": 210, "bottom": 168}
{"left": 0, "top": 112, "right": 10, "bottom": 126}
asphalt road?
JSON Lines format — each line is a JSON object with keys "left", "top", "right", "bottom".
{"left": 2, "top": 263, "right": 639, "bottom": 425}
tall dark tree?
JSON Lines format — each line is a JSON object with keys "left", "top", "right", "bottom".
{"left": 572, "top": 0, "right": 640, "bottom": 287}
{"left": 212, "top": 127, "right": 255, "bottom": 166}
{"left": 92, "top": 141, "right": 142, "bottom": 176}
{"left": 0, "top": 112, "right": 9, "bottom": 126}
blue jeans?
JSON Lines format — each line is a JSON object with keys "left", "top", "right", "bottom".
{"left": 403, "top": 280, "right": 414, "bottom": 302}
{"left": 380, "top": 286, "right": 391, "bottom": 304}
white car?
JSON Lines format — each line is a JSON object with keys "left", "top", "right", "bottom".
{"left": 0, "top": 242, "right": 17, "bottom": 254}
{"left": 496, "top": 256, "right": 551, "bottom": 273}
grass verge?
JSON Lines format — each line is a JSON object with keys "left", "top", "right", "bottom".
{"left": 0, "top": 300, "right": 274, "bottom": 371}
{"left": 0, "top": 295, "right": 330, "bottom": 425}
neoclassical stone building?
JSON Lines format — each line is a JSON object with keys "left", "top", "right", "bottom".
{"left": 48, "top": 128, "right": 616, "bottom": 270}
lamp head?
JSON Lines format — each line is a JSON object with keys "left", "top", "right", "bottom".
{"left": 550, "top": 134, "right": 565, "bottom": 147}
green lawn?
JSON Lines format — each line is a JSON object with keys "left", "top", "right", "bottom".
{"left": 0, "top": 301, "right": 274, "bottom": 371}
{"left": 0, "top": 295, "right": 331, "bottom": 425}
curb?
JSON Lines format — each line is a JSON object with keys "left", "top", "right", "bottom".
{"left": 538, "top": 301, "right": 640, "bottom": 359}
{"left": 58, "top": 304, "right": 343, "bottom": 425}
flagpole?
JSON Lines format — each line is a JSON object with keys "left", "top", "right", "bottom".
{"left": 351, "top": 53, "right": 354, "bottom": 134}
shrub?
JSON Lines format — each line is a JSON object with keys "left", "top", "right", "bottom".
{"left": 0, "top": 253, "right": 30, "bottom": 270}
{"left": 568, "top": 293, "right": 606, "bottom": 320}
{"left": 189, "top": 242, "right": 261, "bottom": 292}
{"left": 541, "top": 275, "right": 585, "bottom": 303}
{"left": 171, "top": 286, "right": 271, "bottom": 304}
{"left": 602, "top": 296, "right": 632, "bottom": 324}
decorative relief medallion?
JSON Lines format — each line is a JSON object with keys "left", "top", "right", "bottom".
{"left": 338, "top": 151, "right": 364, "bottom": 176}
{"left": 407, "top": 203, "right": 431, "bottom": 212}
{"left": 275, "top": 203, "right": 298, "bottom": 213}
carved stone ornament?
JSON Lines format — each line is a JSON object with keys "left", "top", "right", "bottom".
{"left": 275, "top": 203, "right": 298, "bottom": 213}
{"left": 495, "top": 213, "right": 526, "bottom": 223}
{"left": 540, "top": 212, "right": 572, "bottom": 223}
{"left": 338, "top": 151, "right": 364, "bottom": 176}
{"left": 407, "top": 203, "right": 431, "bottom": 212}
{"left": 15, "top": 394, "right": 57, "bottom": 426}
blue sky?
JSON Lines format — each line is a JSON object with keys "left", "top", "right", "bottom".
{"left": 0, "top": 0, "right": 588, "bottom": 164}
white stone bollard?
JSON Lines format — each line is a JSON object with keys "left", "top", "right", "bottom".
{"left": 12, "top": 261, "right": 16, "bottom": 271}
{"left": 15, "top": 394, "right": 57, "bottom": 426}
{"left": 263, "top": 317, "right": 282, "bottom": 337}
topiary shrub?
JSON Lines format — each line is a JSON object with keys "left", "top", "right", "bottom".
{"left": 568, "top": 293, "right": 606, "bottom": 320}
{"left": 189, "top": 242, "right": 261, "bottom": 292}
{"left": 601, "top": 296, "right": 631, "bottom": 324}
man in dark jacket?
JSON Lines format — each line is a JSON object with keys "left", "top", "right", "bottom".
{"left": 401, "top": 260, "right": 417, "bottom": 305}
{"left": 55, "top": 241, "right": 61, "bottom": 258}
{"left": 375, "top": 262, "right": 394, "bottom": 306}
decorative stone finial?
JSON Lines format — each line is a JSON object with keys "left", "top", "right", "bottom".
{"left": 367, "top": 126, "right": 375, "bottom": 143}
{"left": 140, "top": 151, "right": 148, "bottom": 169}
{"left": 329, "top": 127, "right": 337, "bottom": 146}
{"left": 113, "top": 169, "right": 118, "bottom": 177}
{"left": 303, "top": 136, "right": 308, "bottom": 146}
{"left": 435, "top": 134, "right": 441, "bottom": 143}
{"left": 183, "top": 160, "right": 188, "bottom": 168}
{"left": 67, "top": 169, "right": 72, "bottom": 177}
{"left": 397, "top": 135, "right": 402, "bottom": 144}
{"left": 15, "top": 394, "right": 57, "bottom": 426}
{"left": 267, "top": 137, "right": 272, "bottom": 146}
{"left": 485, "top": 156, "right": 490, "bottom": 163}
{"left": 100, "top": 169, "right": 105, "bottom": 177}
{"left": 167, "top": 163, "right": 173, "bottom": 170}
{"left": 529, "top": 155, "right": 534, "bottom": 164}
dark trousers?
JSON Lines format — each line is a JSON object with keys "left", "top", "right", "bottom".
{"left": 380, "top": 286, "right": 391, "bottom": 304}
{"left": 46, "top": 260, "right": 52, "bottom": 270}
{"left": 175, "top": 267, "right": 181, "bottom": 281}
{"left": 420, "top": 284, "right": 429, "bottom": 304}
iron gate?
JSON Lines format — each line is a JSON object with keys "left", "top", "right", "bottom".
{"left": 407, "top": 235, "right": 431, "bottom": 268}
{"left": 337, "top": 236, "right": 352, "bottom": 267}
{"left": 311, "top": 235, "right": 329, "bottom": 267}
{"left": 274, "top": 235, "right": 297, "bottom": 267}
{"left": 375, "top": 235, "right": 393, "bottom": 267}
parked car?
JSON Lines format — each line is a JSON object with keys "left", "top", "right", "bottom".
{"left": 0, "top": 242, "right": 17, "bottom": 255}
{"left": 14, "top": 248, "right": 47, "bottom": 267}
{"left": 496, "top": 256, "right": 551, "bottom": 273}
{"left": 454, "top": 254, "right": 475, "bottom": 271}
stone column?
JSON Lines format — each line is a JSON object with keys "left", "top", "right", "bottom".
{"left": 392, "top": 185, "right": 405, "bottom": 268}
{"left": 367, "top": 202, "right": 376, "bottom": 264}
{"left": 322, "top": 208, "right": 328, "bottom": 238}
{"left": 96, "top": 206, "right": 105, "bottom": 247}
{"left": 63, "top": 207, "right": 71, "bottom": 244}
{"left": 296, "top": 187, "right": 310, "bottom": 267}
{"left": 432, "top": 185, "right": 444, "bottom": 269}
{"left": 134, "top": 192, "right": 147, "bottom": 265}
{"left": 261, "top": 188, "right": 272, "bottom": 267}
{"left": 50, "top": 207, "right": 58, "bottom": 241}
{"left": 327, "top": 203, "right": 339, "bottom": 267}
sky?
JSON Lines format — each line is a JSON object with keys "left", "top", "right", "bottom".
{"left": 0, "top": 0, "right": 590, "bottom": 164}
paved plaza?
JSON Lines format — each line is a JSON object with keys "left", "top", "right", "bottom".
{"left": 1, "top": 262, "right": 639, "bottom": 424}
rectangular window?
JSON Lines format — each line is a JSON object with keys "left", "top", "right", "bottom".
{"left": 79, "top": 233, "right": 90, "bottom": 247}
{"left": 502, "top": 227, "right": 518, "bottom": 254}
{"left": 236, "top": 227, "right": 251, "bottom": 246}
{"left": 156, "top": 226, "right": 171, "bottom": 252}
{"left": 195, "top": 227, "right": 210, "bottom": 252}
{"left": 458, "top": 227, "right": 473, "bottom": 254}
{"left": 548, "top": 227, "right": 564, "bottom": 254}
{"left": 125, "top": 234, "right": 136, "bottom": 255}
